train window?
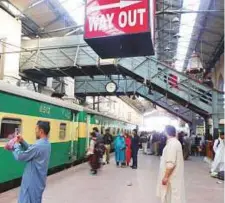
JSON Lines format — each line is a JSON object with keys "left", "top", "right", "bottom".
{"left": 0, "top": 118, "right": 21, "bottom": 140}
{"left": 59, "top": 123, "right": 66, "bottom": 140}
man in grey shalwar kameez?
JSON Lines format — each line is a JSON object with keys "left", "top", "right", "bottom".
{"left": 13, "top": 121, "right": 51, "bottom": 203}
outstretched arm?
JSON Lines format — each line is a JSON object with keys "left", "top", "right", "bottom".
{"left": 20, "top": 140, "right": 30, "bottom": 150}
{"left": 13, "top": 143, "right": 37, "bottom": 162}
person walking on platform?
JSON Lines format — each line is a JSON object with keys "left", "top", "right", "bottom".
{"left": 114, "top": 133, "right": 126, "bottom": 167}
{"left": 93, "top": 127, "right": 105, "bottom": 164}
{"left": 157, "top": 125, "right": 185, "bottom": 203}
{"left": 12, "top": 121, "right": 51, "bottom": 203}
{"left": 124, "top": 133, "right": 132, "bottom": 166}
{"left": 211, "top": 132, "right": 224, "bottom": 177}
{"left": 103, "top": 128, "right": 113, "bottom": 164}
{"left": 131, "top": 129, "right": 140, "bottom": 169}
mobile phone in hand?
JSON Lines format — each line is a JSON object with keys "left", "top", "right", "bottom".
{"left": 15, "top": 128, "right": 20, "bottom": 136}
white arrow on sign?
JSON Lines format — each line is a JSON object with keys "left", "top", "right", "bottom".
{"left": 89, "top": 0, "right": 142, "bottom": 12}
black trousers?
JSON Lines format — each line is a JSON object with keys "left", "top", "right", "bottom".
{"left": 132, "top": 150, "right": 138, "bottom": 167}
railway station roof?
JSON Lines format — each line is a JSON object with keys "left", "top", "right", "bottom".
{"left": 1, "top": 0, "right": 223, "bottom": 73}
{"left": 0, "top": 0, "right": 223, "bottom": 116}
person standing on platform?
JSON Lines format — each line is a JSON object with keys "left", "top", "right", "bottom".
{"left": 124, "top": 133, "right": 132, "bottom": 166}
{"left": 158, "top": 133, "right": 167, "bottom": 156}
{"left": 131, "top": 129, "right": 140, "bottom": 169}
{"left": 114, "top": 132, "right": 126, "bottom": 167}
{"left": 194, "top": 134, "right": 201, "bottom": 156}
{"left": 12, "top": 121, "right": 51, "bottom": 203}
{"left": 103, "top": 128, "right": 113, "bottom": 164}
{"left": 211, "top": 132, "right": 224, "bottom": 177}
{"left": 87, "top": 132, "right": 101, "bottom": 175}
{"left": 157, "top": 125, "right": 185, "bottom": 203}
{"left": 183, "top": 134, "right": 191, "bottom": 160}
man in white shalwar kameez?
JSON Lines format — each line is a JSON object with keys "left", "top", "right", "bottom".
{"left": 211, "top": 133, "right": 224, "bottom": 176}
{"left": 157, "top": 125, "right": 185, "bottom": 203}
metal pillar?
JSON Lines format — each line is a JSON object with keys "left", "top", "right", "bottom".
{"left": 97, "top": 96, "right": 100, "bottom": 112}
{"left": 212, "top": 91, "right": 219, "bottom": 139}
{"left": 46, "top": 77, "right": 53, "bottom": 88}
{"left": 93, "top": 96, "right": 95, "bottom": 110}
{"left": 212, "top": 116, "right": 219, "bottom": 139}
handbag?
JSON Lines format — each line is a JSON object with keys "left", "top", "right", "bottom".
{"left": 4, "top": 137, "right": 17, "bottom": 151}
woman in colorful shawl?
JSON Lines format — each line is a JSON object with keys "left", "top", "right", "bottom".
{"left": 114, "top": 133, "right": 126, "bottom": 167}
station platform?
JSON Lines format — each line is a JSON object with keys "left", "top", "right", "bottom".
{"left": 0, "top": 154, "right": 223, "bottom": 203}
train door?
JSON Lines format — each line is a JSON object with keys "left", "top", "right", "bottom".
{"left": 70, "top": 112, "right": 78, "bottom": 161}
{"left": 86, "top": 114, "right": 91, "bottom": 150}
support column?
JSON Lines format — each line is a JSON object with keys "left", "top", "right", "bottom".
{"left": 212, "top": 115, "right": 219, "bottom": 139}
{"left": 188, "top": 122, "right": 193, "bottom": 137}
{"left": 97, "top": 96, "right": 100, "bottom": 112}
{"left": 191, "top": 116, "right": 196, "bottom": 135}
{"left": 93, "top": 96, "right": 95, "bottom": 110}
{"left": 212, "top": 91, "right": 219, "bottom": 139}
{"left": 204, "top": 117, "right": 210, "bottom": 140}
{"left": 46, "top": 77, "right": 53, "bottom": 88}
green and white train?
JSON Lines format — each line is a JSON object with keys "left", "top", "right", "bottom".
{"left": 0, "top": 81, "right": 136, "bottom": 191}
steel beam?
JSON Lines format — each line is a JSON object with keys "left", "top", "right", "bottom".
{"left": 156, "top": 9, "right": 224, "bottom": 15}
{"left": 206, "top": 36, "right": 224, "bottom": 71}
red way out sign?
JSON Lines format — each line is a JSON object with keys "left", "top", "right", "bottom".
{"left": 84, "top": 0, "right": 150, "bottom": 39}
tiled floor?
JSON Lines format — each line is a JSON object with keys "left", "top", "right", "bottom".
{"left": 0, "top": 154, "right": 224, "bottom": 203}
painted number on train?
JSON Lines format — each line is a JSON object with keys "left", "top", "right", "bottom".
{"left": 39, "top": 104, "right": 51, "bottom": 115}
{"left": 61, "top": 109, "right": 71, "bottom": 120}
{"left": 84, "top": 0, "right": 150, "bottom": 38}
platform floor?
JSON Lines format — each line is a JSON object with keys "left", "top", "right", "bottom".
{"left": 0, "top": 154, "right": 224, "bottom": 203}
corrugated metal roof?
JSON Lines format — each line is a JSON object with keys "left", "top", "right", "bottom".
{"left": 183, "top": 0, "right": 224, "bottom": 72}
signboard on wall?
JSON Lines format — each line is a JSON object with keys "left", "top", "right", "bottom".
{"left": 85, "top": 0, "right": 150, "bottom": 38}
{"left": 84, "top": 0, "right": 155, "bottom": 58}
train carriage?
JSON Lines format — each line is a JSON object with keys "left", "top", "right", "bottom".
{"left": 0, "top": 81, "right": 135, "bottom": 190}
